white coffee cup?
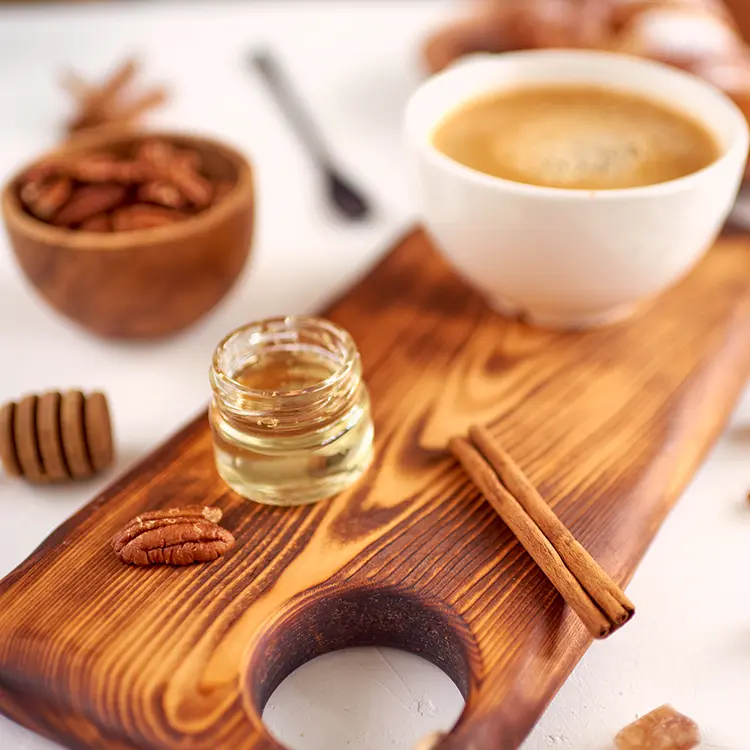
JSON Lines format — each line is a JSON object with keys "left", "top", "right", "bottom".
{"left": 405, "top": 50, "right": 749, "bottom": 328}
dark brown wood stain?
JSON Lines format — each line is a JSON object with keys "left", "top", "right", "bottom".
{"left": 1, "top": 227, "right": 750, "bottom": 749}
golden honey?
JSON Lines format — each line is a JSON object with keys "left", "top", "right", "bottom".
{"left": 209, "top": 316, "right": 374, "bottom": 506}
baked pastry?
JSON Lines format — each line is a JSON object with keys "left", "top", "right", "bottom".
{"left": 423, "top": 0, "right": 750, "bottom": 126}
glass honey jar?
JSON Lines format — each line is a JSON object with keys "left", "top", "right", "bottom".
{"left": 209, "top": 316, "right": 374, "bottom": 506}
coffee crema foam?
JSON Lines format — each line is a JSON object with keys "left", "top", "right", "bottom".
{"left": 432, "top": 85, "right": 721, "bottom": 190}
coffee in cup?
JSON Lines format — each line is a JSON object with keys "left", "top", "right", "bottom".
{"left": 431, "top": 84, "right": 721, "bottom": 190}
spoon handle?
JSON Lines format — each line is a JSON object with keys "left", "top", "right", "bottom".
{"left": 249, "top": 49, "right": 372, "bottom": 221}
{"left": 249, "top": 50, "right": 334, "bottom": 168}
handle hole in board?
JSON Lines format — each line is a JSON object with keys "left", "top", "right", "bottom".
{"left": 263, "top": 646, "right": 463, "bottom": 750}
{"left": 243, "top": 587, "right": 475, "bottom": 749}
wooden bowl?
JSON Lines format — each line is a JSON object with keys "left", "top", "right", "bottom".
{"left": 2, "top": 131, "right": 254, "bottom": 340}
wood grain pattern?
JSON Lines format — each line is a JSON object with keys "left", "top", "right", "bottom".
{"left": 2, "top": 227, "right": 750, "bottom": 749}
{"left": 1, "top": 131, "right": 254, "bottom": 340}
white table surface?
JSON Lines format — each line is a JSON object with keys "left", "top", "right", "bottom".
{"left": 0, "top": 2, "right": 748, "bottom": 748}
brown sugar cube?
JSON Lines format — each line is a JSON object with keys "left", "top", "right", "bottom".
{"left": 37, "top": 392, "right": 70, "bottom": 481}
{"left": 616, "top": 705, "right": 700, "bottom": 750}
{"left": 60, "top": 390, "right": 93, "bottom": 479}
{"left": 0, "top": 402, "right": 22, "bottom": 478}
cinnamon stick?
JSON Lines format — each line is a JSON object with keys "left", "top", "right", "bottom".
{"left": 60, "top": 70, "right": 89, "bottom": 101}
{"left": 62, "top": 57, "right": 167, "bottom": 136}
{"left": 89, "top": 57, "right": 139, "bottom": 114}
{"left": 115, "top": 87, "right": 169, "bottom": 123}
{"left": 469, "top": 425, "right": 635, "bottom": 626}
{"left": 449, "top": 436, "right": 613, "bottom": 639}
{"left": 68, "top": 59, "right": 138, "bottom": 131}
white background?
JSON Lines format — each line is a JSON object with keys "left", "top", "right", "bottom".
{"left": 0, "top": 2, "right": 748, "bottom": 749}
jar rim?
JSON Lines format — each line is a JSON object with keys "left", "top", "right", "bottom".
{"left": 211, "top": 315, "right": 359, "bottom": 400}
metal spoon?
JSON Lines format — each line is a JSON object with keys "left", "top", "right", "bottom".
{"left": 249, "top": 49, "right": 372, "bottom": 221}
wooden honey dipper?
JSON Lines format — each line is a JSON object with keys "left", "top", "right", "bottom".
{"left": 0, "top": 391, "right": 114, "bottom": 483}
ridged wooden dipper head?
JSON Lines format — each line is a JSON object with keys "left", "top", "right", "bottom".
{"left": 0, "top": 390, "right": 114, "bottom": 483}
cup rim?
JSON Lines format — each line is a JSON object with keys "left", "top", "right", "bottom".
{"left": 405, "top": 48, "right": 750, "bottom": 201}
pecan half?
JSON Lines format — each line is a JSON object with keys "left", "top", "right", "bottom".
{"left": 135, "top": 139, "right": 176, "bottom": 170}
{"left": 22, "top": 159, "right": 70, "bottom": 184}
{"left": 111, "top": 204, "right": 185, "bottom": 231}
{"left": 22, "top": 155, "right": 149, "bottom": 185}
{"left": 136, "top": 140, "right": 212, "bottom": 207}
{"left": 20, "top": 176, "right": 73, "bottom": 220}
{"left": 174, "top": 149, "right": 201, "bottom": 172}
{"left": 137, "top": 180, "right": 186, "bottom": 209}
{"left": 112, "top": 506, "right": 234, "bottom": 566}
{"left": 68, "top": 155, "right": 151, "bottom": 184}
{"left": 168, "top": 166, "right": 213, "bottom": 208}
{"left": 53, "top": 183, "right": 127, "bottom": 227}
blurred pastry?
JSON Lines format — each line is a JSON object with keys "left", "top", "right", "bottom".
{"left": 423, "top": 0, "right": 750, "bottom": 127}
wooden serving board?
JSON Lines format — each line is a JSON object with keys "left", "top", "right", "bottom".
{"left": 2, "top": 227, "right": 750, "bottom": 750}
